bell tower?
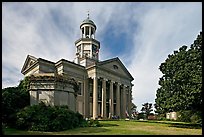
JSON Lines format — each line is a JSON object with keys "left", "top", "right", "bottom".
{"left": 74, "top": 12, "right": 100, "bottom": 67}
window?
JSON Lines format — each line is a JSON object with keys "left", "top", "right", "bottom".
{"left": 89, "top": 79, "right": 93, "bottom": 97}
{"left": 78, "top": 82, "right": 82, "bottom": 95}
{"left": 113, "top": 65, "right": 118, "bottom": 70}
{"left": 28, "top": 61, "right": 34, "bottom": 67}
{"left": 92, "top": 44, "right": 97, "bottom": 52}
{"left": 84, "top": 50, "right": 90, "bottom": 57}
{"left": 77, "top": 45, "right": 81, "bottom": 53}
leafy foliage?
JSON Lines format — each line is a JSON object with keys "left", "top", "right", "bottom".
{"left": 141, "top": 102, "right": 153, "bottom": 119}
{"left": 2, "top": 77, "right": 30, "bottom": 127}
{"left": 177, "top": 111, "right": 202, "bottom": 124}
{"left": 155, "top": 32, "right": 202, "bottom": 115}
{"left": 131, "top": 102, "right": 137, "bottom": 113}
{"left": 16, "top": 102, "right": 88, "bottom": 132}
{"left": 87, "top": 119, "right": 102, "bottom": 127}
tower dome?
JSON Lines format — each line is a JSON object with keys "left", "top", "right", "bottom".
{"left": 80, "top": 18, "right": 96, "bottom": 30}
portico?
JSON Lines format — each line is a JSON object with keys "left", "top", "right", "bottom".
{"left": 87, "top": 65, "right": 133, "bottom": 120}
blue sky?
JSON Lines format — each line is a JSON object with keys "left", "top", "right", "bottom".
{"left": 2, "top": 2, "right": 202, "bottom": 112}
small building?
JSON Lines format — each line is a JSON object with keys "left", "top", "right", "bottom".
{"left": 21, "top": 13, "right": 134, "bottom": 120}
{"left": 166, "top": 112, "right": 177, "bottom": 120}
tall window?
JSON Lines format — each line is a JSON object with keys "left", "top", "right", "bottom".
{"left": 77, "top": 45, "right": 81, "bottom": 53}
{"left": 78, "top": 82, "right": 82, "bottom": 95}
{"left": 89, "top": 79, "right": 93, "bottom": 97}
{"left": 98, "top": 79, "right": 102, "bottom": 101}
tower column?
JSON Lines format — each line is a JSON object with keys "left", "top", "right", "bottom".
{"left": 116, "top": 83, "right": 121, "bottom": 118}
{"left": 101, "top": 78, "right": 107, "bottom": 119}
{"left": 84, "top": 26, "right": 87, "bottom": 38}
{"left": 93, "top": 76, "right": 98, "bottom": 119}
{"left": 89, "top": 26, "right": 91, "bottom": 38}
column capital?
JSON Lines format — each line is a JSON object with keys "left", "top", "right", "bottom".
{"left": 103, "top": 78, "right": 108, "bottom": 81}
{"left": 121, "top": 84, "right": 125, "bottom": 88}
{"left": 124, "top": 85, "right": 128, "bottom": 88}
{"left": 90, "top": 75, "right": 99, "bottom": 79}
{"left": 110, "top": 80, "right": 115, "bottom": 84}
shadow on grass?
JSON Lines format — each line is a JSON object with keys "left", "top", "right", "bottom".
{"left": 80, "top": 127, "right": 110, "bottom": 133}
{"left": 80, "top": 123, "right": 119, "bottom": 134}
{"left": 134, "top": 120, "right": 202, "bottom": 129}
{"left": 168, "top": 123, "right": 202, "bottom": 129}
{"left": 102, "top": 123, "right": 119, "bottom": 127}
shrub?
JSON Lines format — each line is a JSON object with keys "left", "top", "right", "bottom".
{"left": 137, "top": 113, "right": 145, "bottom": 120}
{"left": 177, "top": 110, "right": 202, "bottom": 124}
{"left": 16, "top": 102, "right": 87, "bottom": 132}
{"left": 88, "top": 119, "right": 102, "bottom": 127}
{"left": 190, "top": 111, "right": 202, "bottom": 124}
{"left": 2, "top": 86, "right": 29, "bottom": 127}
{"left": 2, "top": 77, "right": 30, "bottom": 127}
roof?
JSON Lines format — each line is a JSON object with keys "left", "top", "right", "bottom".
{"left": 55, "top": 59, "right": 85, "bottom": 69}
{"left": 80, "top": 17, "right": 96, "bottom": 29}
{"left": 98, "top": 57, "right": 134, "bottom": 81}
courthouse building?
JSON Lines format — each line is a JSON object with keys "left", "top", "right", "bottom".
{"left": 21, "top": 14, "right": 134, "bottom": 119}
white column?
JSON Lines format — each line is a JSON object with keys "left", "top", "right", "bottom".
{"left": 93, "top": 76, "right": 98, "bottom": 119}
{"left": 83, "top": 27, "right": 85, "bottom": 38}
{"left": 89, "top": 26, "right": 91, "bottom": 38}
{"left": 109, "top": 81, "right": 114, "bottom": 118}
{"left": 84, "top": 26, "right": 87, "bottom": 38}
{"left": 122, "top": 85, "right": 127, "bottom": 118}
{"left": 116, "top": 83, "right": 121, "bottom": 118}
{"left": 128, "top": 87, "right": 132, "bottom": 115}
{"left": 101, "top": 78, "right": 107, "bottom": 119}
{"left": 93, "top": 28, "right": 95, "bottom": 39}
{"left": 83, "top": 78, "right": 89, "bottom": 118}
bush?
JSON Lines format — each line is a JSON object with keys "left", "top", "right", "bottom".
{"left": 177, "top": 110, "right": 192, "bottom": 122}
{"left": 88, "top": 119, "right": 102, "bottom": 127}
{"left": 2, "top": 85, "right": 29, "bottom": 127}
{"left": 2, "top": 77, "right": 30, "bottom": 127}
{"left": 16, "top": 102, "right": 88, "bottom": 132}
{"left": 190, "top": 111, "right": 202, "bottom": 124}
{"left": 177, "top": 110, "right": 202, "bottom": 124}
{"left": 137, "top": 113, "right": 145, "bottom": 120}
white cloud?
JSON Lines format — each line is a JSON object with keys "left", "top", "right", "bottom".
{"left": 2, "top": 2, "right": 202, "bottom": 112}
{"left": 128, "top": 2, "right": 202, "bottom": 111}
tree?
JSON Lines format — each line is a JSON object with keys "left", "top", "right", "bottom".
{"left": 155, "top": 32, "right": 202, "bottom": 115}
{"left": 2, "top": 77, "right": 30, "bottom": 127}
{"left": 131, "top": 102, "right": 137, "bottom": 113}
{"left": 141, "top": 102, "right": 153, "bottom": 119}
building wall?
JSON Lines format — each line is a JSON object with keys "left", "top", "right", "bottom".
{"left": 166, "top": 112, "right": 177, "bottom": 120}
{"left": 23, "top": 57, "right": 133, "bottom": 119}
{"left": 25, "top": 65, "right": 40, "bottom": 77}
{"left": 29, "top": 76, "right": 77, "bottom": 112}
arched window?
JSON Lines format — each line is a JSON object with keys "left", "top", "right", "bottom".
{"left": 113, "top": 65, "right": 118, "bottom": 70}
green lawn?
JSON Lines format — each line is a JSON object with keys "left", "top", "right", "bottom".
{"left": 3, "top": 120, "right": 202, "bottom": 135}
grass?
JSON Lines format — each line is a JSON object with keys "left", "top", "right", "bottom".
{"left": 3, "top": 120, "right": 202, "bottom": 135}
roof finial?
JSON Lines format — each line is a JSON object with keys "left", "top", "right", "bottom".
{"left": 87, "top": 10, "right": 89, "bottom": 19}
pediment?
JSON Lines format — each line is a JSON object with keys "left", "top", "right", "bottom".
{"left": 21, "top": 55, "right": 38, "bottom": 74}
{"left": 98, "top": 57, "right": 134, "bottom": 80}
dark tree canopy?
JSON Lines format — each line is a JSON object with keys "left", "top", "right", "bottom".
{"left": 141, "top": 102, "right": 153, "bottom": 119}
{"left": 131, "top": 102, "right": 137, "bottom": 113}
{"left": 2, "top": 77, "right": 30, "bottom": 127}
{"left": 155, "top": 32, "right": 202, "bottom": 114}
